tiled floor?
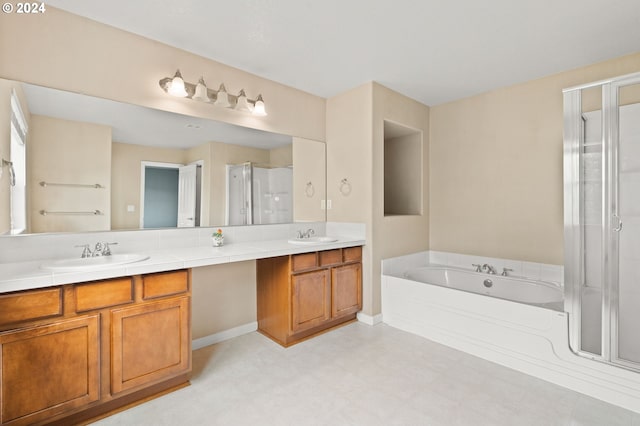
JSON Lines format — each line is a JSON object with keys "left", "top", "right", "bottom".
{"left": 93, "top": 322, "right": 640, "bottom": 425}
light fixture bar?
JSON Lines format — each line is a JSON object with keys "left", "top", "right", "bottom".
{"left": 159, "top": 70, "right": 267, "bottom": 115}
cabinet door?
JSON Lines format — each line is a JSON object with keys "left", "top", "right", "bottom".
{"left": 332, "top": 263, "right": 362, "bottom": 319}
{"left": 111, "top": 296, "right": 191, "bottom": 395}
{"left": 291, "top": 269, "right": 331, "bottom": 333}
{"left": 0, "top": 315, "right": 100, "bottom": 426}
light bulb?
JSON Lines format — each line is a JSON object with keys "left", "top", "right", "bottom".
{"left": 252, "top": 94, "right": 267, "bottom": 116}
{"left": 167, "top": 70, "right": 188, "bottom": 97}
{"left": 192, "top": 77, "right": 210, "bottom": 102}
{"left": 214, "top": 83, "right": 232, "bottom": 108}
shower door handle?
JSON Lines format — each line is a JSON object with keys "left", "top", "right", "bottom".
{"left": 613, "top": 215, "right": 623, "bottom": 232}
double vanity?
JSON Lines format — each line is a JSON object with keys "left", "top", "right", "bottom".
{"left": 0, "top": 227, "right": 364, "bottom": 425}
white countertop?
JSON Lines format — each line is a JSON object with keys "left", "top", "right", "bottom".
{"left": 0, "top": 237, "right": 365, "bottom": 293}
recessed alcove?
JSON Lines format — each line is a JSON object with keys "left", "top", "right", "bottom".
{"left": 384, "top": 120, "right": 422, "bottom": 216}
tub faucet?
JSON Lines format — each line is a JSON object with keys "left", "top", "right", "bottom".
{"left": 482, "top": 264, "right": 496, "bottom": 274}
{"left": 472, "top": 264, "right": 482, "bottom": 272}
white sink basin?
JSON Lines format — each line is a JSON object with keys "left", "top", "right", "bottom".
{"left": 40, "top": 254, "right": 150, "bottom": 272}
{"left": 288, "top": 236, "right": 339, "bottom": 245}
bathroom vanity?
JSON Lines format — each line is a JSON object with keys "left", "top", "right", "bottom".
{"left": 257, "top": 246, "right": 362, "bottom": 346}
{"left": 0, "top": 270, "right": 191, "bottom": 426}
{"left": 0, "top": 225, "right": 365, "bottom": 425}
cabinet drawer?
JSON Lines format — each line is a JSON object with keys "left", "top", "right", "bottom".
{"left": 319, "top": 249, "right": 342, "bottom": 266}
{"left": 0, "top": 288, "right": 62, "bottom": 326}
{"left": 142, "top": 270, "right": 189, "bottom": 300}
{"left": 75, "top": 278, "right": 134, "bottom": 312}
{"left": 343, "top": 246, "right": 362, "bottom": 263}
{"left": 292, "top": 253, "right": 317, "bottom": 272}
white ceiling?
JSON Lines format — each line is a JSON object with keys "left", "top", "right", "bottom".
{"left": 22, "top": 83, "right": 291, "bottom": 149}
{"left": 46, "top": 0, "right": 640, "bottom": 106}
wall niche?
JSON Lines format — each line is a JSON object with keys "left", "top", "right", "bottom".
{"left": 383, "top": 120, "right": 422, "bottom": 216}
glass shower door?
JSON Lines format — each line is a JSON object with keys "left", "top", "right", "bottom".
{"left": 612, "top": 81, "right": 640, "bottom": 368}
{"left": 564, "top": 72, "right": 640, "bottom": 371}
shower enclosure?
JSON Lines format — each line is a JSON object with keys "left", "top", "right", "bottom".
{"left": 226, "top": 162, "right": 292, "bottom": 225}
{"left": 564, "top": 71, "right": 640, "bottom": 371}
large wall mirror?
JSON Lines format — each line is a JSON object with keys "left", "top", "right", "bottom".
{"left": 0, "top": 78, "right": 326, "bottom": 235}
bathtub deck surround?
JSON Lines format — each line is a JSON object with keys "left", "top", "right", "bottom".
{"left": 382, "top": 251, "right": 640, "bottom": 414}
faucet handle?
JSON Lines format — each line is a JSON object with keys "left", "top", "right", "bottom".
{"left": 75, "top": 244, "right": 92, "bottom": 258}
{"left": 472, "top": 264, "right": 482, "bottom": 272}
{"left": 501, "top": 268, "right": 513, "bottom": 276}
{"left": 103, "top": 242, "right": 118, "bottom": 256}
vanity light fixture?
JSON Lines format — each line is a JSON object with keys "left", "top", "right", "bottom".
{"left": 214, "top": 84, "right": 231, "bottom": 108}
{"left": 167, "top": 70, "right": 188, "bottom": 97}
{"left": 159, "top": 70, "right": 267, "bottom": 116}
{"left": 192, "top": 77, "right": 211, "bottom": 102}
{"left": 234, "top": 89, "right": 252, "bottom": 112}
{"left": 253, "top": 94, "right": 267, "bottom": 116}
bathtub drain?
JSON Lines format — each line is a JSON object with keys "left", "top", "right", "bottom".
{"left": 483, "top": 279, "right": 493, "bottom": 288}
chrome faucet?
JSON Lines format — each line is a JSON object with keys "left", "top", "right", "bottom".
{"left": 472, "top": 264, "right": 482, "bottom": 272}
{"left": 501, "top": 267, "right": 513, "bottom": 276}
{"left": 482, "top": 264, "right": 496, "bottom": 274}
{"left": 75, "top": 244, "right": 92, "bottom": 258}
{"left": 88, "top": 242, "right": 118, "bottom": 257}
{"left": 296, "top": 228, "right": 315, "bottom": 239}
{"left": 92, "top": 242, "right": 105, "bottom": 257}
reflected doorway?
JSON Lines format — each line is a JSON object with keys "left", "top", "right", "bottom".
{"left": 139, "top": 161, "right": 202, "bottom": 229}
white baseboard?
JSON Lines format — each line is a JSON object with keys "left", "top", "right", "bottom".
{"left": 192, "top": 322, "right": 258, "bottom": 350}
{"left": 357, "top": 312, "right": 383, "bottom": 325}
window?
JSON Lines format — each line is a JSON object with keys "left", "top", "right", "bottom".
{"left": 9, "top": 90, "right": 27, "bottom": 234}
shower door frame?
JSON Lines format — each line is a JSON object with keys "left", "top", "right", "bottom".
{"left": 563, "top": 71, "right": 640, "bottom": 371}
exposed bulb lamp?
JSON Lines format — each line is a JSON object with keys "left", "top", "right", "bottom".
{"left": 159, "top": 70, "right": 267, "bottom": 115}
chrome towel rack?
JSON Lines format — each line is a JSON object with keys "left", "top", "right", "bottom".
{"left": 40, "top": 210, "right": 103, "bottom": 216}
{"left": 40, "top": 181, "right": 104, "bottom": 189}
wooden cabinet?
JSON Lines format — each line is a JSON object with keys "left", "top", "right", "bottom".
{"left": 291, "top": 269, "right": 331, "bottom": 333}
{"left": 257, "top": 246, "right": 362, "bottom": 346}
{"left": 0, "top": 315, "right": 100, "bottom": 426}
{"left": 0, "top": 270, "right": 191, "bottom": 426}
{"left": 111, "top": 296, "right": 190, "bottom": 394}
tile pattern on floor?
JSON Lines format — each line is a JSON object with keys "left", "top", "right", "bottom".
{"left": 92, "top": 322, "right": 640, "bottom": 425}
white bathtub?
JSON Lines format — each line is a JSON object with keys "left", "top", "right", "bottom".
{"left": 381, "top": 252, "right": 640, "bottom": 413}
{"left": 403, "top": 266, "right": 563, "bottom": 309}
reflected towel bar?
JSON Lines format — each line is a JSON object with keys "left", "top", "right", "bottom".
{"left": 40, "top": 210, "right": 103, "bottom": 216}
{"left": 40, "top": 181, "right": 104, "bottom": 189}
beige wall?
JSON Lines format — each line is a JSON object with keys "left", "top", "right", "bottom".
{"left": 111, "top": 142, "right": 187, "bottom": 230}
{"left": 0, "top": 8, "right": 325, "bottom": 142}
{"left": 326, "top": 83, "right": 374, "bottom": 313}
{"left": 429, "top": 52, "right": 640, "bottom": 265}
{"left": 326, "top": 82, "right": 430, "bottom": 315}
{"left": 293, "top": 137, "right": 326, "bottom": 222}
{"left": 0, "top": 80, "right": 30, "bottom": 234}
{"left": 29, "top": 115, "right": 111, "bottom": 233}
{"left": 191, "top": 261, "right": 257, "bottom": 339}
{"left": 269, "top": 145, "right": 293, "bottom": 168}
{"left": 372, "top": 83, "right": 430, "bottom": 314}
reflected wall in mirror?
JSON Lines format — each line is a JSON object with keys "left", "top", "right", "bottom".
{"left": 0, "top": 78, "right": 326, "bottom": 235}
